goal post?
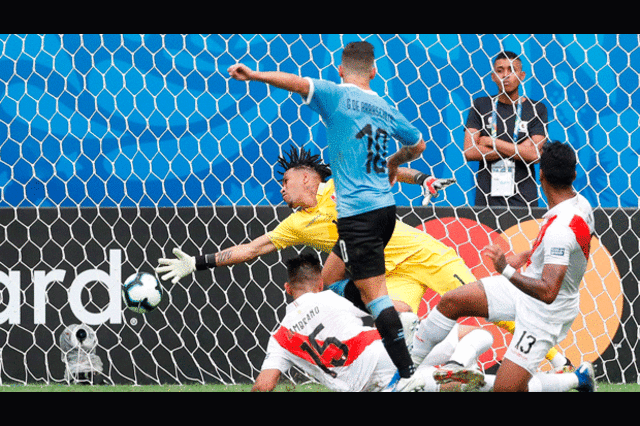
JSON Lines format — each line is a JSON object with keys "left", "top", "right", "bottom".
{"left": 0, "top": 34, "right": 638, "bottom": 385}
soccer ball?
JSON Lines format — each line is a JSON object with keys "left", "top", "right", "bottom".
{"left": 122, "top": 272, "right": 163, "bottom": 313}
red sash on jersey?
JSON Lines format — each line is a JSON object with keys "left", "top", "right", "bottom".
{"left": 273, "top": 325, "right": 381, "bottom": 376}
{"left": 526, "top": 215, "right": 557, "bottom": 267}
{"left": 568, "top": 215, "right": 591, "bottom": 259}
{"left": 526, "top": 214, "right": 591, "bottom": 267}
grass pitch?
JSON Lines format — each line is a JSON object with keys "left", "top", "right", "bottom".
{"left": 0, "top": 382, "right": 636, "bottom": 392}
{"left": 0, "top": 382, "right": 327, "bottom": 392}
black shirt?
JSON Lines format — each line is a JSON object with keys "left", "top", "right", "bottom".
{"left": 465, "top": 96, "right": 548, "bottom": 208}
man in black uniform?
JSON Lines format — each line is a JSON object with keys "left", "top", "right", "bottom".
{"left": 463, "top": 51, "right": 548, "bottom": 208}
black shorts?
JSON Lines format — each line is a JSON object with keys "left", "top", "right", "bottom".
{"left": 331, "top": 205, "right": 396, "bottom": 281}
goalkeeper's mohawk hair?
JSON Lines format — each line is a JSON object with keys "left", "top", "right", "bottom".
{"left": 277, "top": 145, "right": 332, "bottom": 182}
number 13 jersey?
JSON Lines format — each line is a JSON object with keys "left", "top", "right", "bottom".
{"left": 302, "top": 78, "right": 422, "bottom": 219}
{"left": 261, "top": 290, "right": 384, "bottom": 392}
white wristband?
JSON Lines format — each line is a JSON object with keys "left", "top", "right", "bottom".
{"left": 502, "top": 265, "right": 516, "bottom": 280}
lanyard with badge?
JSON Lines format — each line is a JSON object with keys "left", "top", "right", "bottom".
{"left": 490, "top": 96, "right": 522, "bottom": 197}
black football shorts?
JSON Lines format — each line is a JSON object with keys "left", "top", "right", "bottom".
{"left": 331, "top": 205, "right": 396, "bottom": 281}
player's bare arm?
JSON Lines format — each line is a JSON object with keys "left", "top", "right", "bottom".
{"left": 396, "top": 167, "right": 426, "bottom": 184}
{"left": 251, "top": 369, "right": 281, "bottom": 392}
{"left": 228, "top": 64, "right": 310, "bottom": 97}
{"left": 396, "top": 167, "right": 457, "bottom": 205}
{"left": 387, "top": 139, "right": 426, "bottom": 185}
{"left": 482, "top": 244, "right": 567, "bottom": 304}
{"left": 213, "top": 234, "right": 278, "bottom": 266}
{"left": 506, "top": 249, "right": 534, "bottom": 269}
{"left": 156, "top": 234, "right": 277, "bottom": 284}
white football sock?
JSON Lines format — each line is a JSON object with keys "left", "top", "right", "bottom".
{"left": 449, "top": 328, "right": 494, "bottom": 368}
{"left": 550, "top": 352, "right": 568, "bottom": 368}
{"left": 527, "top": 372, "right": 579, "bottom": 392}
{"left": 423, "top": 324, "right": 459, "bottom": 367}
{"left": 412, "top": 307, "right": 457, "bottom": 364}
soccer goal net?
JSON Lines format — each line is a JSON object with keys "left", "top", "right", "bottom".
{"left": 0, "top": 34, "right": 637, "bottom": 386}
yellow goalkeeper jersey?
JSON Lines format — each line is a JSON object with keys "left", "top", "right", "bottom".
{"left": 268, "top": 179, "right": 475, "bottom": 312}
{"left": 269, "top": 180, "right": 340, "bottom": 253}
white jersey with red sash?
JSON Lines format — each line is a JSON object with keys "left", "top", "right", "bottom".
{"left": 521, "top": 193, "right": 595, "bottom": 324}
{"left": 261, "top": 291, "right": 382, "bottom": 392}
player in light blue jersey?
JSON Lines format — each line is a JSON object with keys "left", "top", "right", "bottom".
{"left": 228, "top": 41, "right": 426, "bottom": 391}
{"left": 302, "top": 77, "right": 423, "bottom": 218}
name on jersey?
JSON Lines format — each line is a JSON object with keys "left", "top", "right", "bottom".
{"left": 346, "top": 98, "right": 395, "bottom": 124}
{"left": 290, "top": 306, "right": 320, "bottom": 334}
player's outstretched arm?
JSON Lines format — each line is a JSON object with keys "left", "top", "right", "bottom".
{"left": 156, "top": 235, "right": 277, "bottom": 284}
{"left": 228, "top": 64, "right": 310, "bottom": 97}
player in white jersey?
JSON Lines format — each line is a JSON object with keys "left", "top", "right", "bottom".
{"left": 252, "top": 253, "right": 497, "bottom": 392}
{"left": 411, "top": 141, "right": 598, "bottom": 392}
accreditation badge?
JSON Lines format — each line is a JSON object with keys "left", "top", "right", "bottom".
{"left": 491, "top": 159, "right": 516, "bottom": 197}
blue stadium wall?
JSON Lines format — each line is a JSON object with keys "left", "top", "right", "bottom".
{"left": 0, "top": 34, "right": 638, "bottom": 208}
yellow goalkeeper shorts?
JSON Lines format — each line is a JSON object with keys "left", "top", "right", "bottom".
{"left": 386, "top": 257, "right": 475, "bottom": 313}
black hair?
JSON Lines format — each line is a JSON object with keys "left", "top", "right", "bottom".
{"left": 277, "top": 145, "right": 332, "bottom": 182}
{"left": 494, "top": 50, "right": 521, "bottom": 65}
{"left": 285, "top": 253, "right": 322, "bottom": 287}
{"left": 540, "top": 141, "right": 577, "bottom": 187}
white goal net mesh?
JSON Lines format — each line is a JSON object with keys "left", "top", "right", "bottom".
{"left": 0, "top": 34, "right": 637, "bottom": 385}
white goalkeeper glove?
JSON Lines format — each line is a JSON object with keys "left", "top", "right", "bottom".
{"left": 156, "top": 248, "right": 196, "bottom": 284}
{"left": 421, "top": 176, "right": 457, "bottom": 206}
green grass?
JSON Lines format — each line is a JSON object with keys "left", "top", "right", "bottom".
{"left": 0, "top": 381, "right": 636, "bottom": 392}
{"left": 597, "top": 382, "right": 640, "bottom": 392}
{"left": 0, "top": 382, "right": 329, "bottom": 392}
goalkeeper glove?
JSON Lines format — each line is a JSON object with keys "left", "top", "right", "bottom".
{"left": 415, "top": 173, "right": 457, "bottom": 206}
{"left": 156, "top": 248, "right": 196, "bottom": 284}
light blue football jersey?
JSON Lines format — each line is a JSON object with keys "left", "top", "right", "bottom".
{"left": 303, "top": 77, "right": 422, "bottom": 218}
